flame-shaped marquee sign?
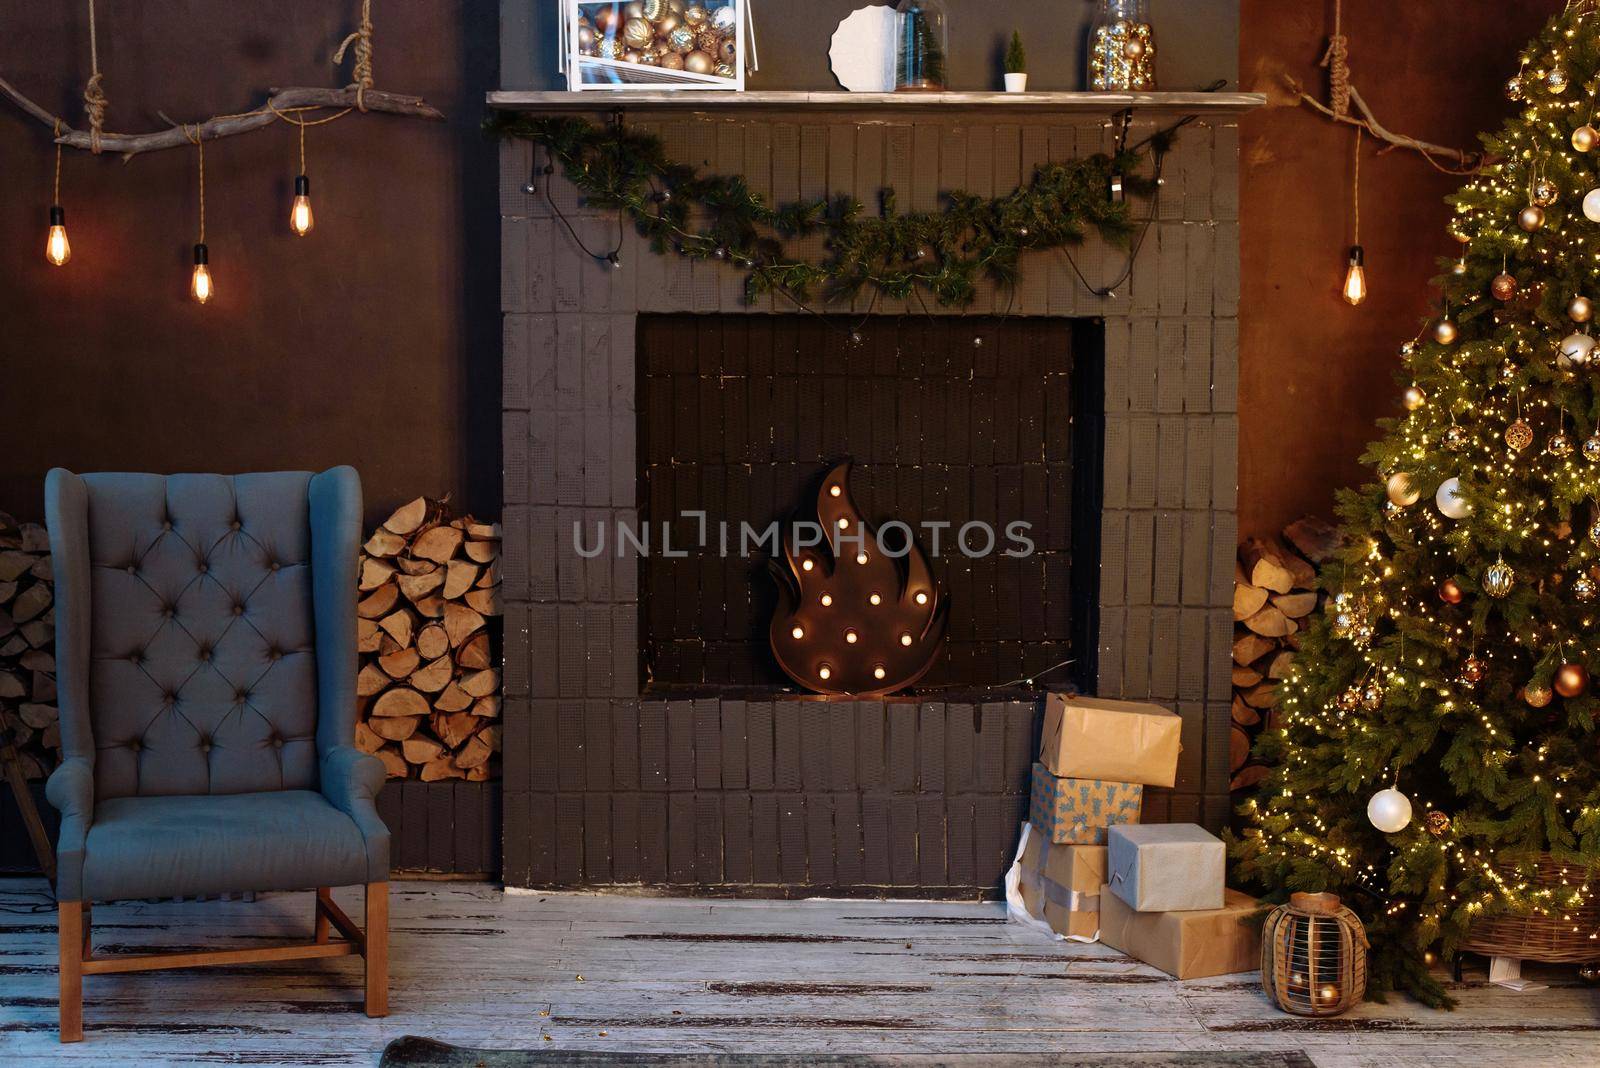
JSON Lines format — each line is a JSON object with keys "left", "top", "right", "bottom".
{"left": 769, "top": 461, "right": 949, "bottom": 697}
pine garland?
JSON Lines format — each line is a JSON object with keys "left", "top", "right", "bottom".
{"left": 490, "top": 113, "right": 1171, "bottom": 308}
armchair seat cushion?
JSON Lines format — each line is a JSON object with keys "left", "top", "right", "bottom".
{"left": 81, "top": 790, "right": 377, "bottom": 901}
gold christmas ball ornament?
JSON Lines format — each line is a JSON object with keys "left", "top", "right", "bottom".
{"left": 576, "top": 23, "right": 597, "bottom": 49}
{"left": 624, "top": 0, "right": 645, "bottom": 16}
{"left": 1443, "top": 425, "right": 1468, "bottom": 451}
{"left": 1460, "top": 655, "right": 1486, "bottom": 687}
{"left": 1124, "top": 37, "right": 1147, "bottom": 59}
{"left": 642, "top": 0, "right": 669, "bottom": 18}
{"left": 1524, "top": 683, "right": 1555, "bottom": 708}
{"left": 1584, "top": 435, "right": 1600, "bottom": 462}
{"left": 713, "top": 61, "right": 736, "bottom": 78}
{"left": 1386, "top": 472, "right": 1420, "bottom": 507}
{"left": 683, "top": 4, "right": 708, "bottom": 25}
{"left": 1548, "top": 67, "right": 1570, "bottom": 93}
{"left": 1506, "top": 419, "right": 1535, "bottom": 452}
{"left": 684, "top": 49, "right": 715, "bottom": 74}
{"left": 624, "top": 16, "right": 655, "bottom": 47}
{"left": 1491, "top": 272, "right": 1518, "bottom": 300}
{"left": 1591, "top": 516, "right": 1600, "bottom": 547}
{"left": 666, "top": 26, "right": 696, "bottom": 52}
{"left": 592, "top": 6, "right": 616, "bottom": 32}
{"left": 1432, "top": 318, "right": 1459, "bottom": 345}
{"left": 1425, "top": 810, "right": 1452, "bottom": 836}
{"left": 1556, "top": 662, "right": 1590, "bottom": 698}
{"left": 1533, "top": 178, "right": 1561, "bottom": 206}
{"left": 1575, "top": 575, "right": 1599, "bottom": 602}
{"left": 1483, "top": 558, "right": 1516, "bottom": 598}
{"left": 594, "top": 35, "right": 624, "bottom": 59}
{"left": 638, "top": 48, "right": 660, "bottom": 64}
{"left": 1549, "top": 432, "right": 1574, "bottom": 457}
{"left": 1399, "top": 340, "right": 1418, "bottom": 357}
{"left": 1336, "top": 687, "right": 1361, "bottom": 713}
{"left": 1576, "top": 124, "right": 1599, "bottom": 152}
{"left": 659, "top": 51, "right": 685, "bottom": 69}
{"left": 1438, "top": 578, "right": 1465, "bottom": 604}
{"left": 719, "top": 38, "right": 737, "bottom": 63}
{"left": 1507, "top": 76, "right": 1525, "bottom": 101}
{"left": 1557, "top": 331, "right": 1596, "bottom": 369}
{"left": 1402, "top": 384, "right": 1426, "bottom": 410}
{"left": 1571, "top": 295, "right": 1594, "bottom": 322}
{"left": 1519, "top": 204, "right": 1547, "bottom": 232}
{"left": 654, "top": 12, "right": 680, "bottom": 35}
{"left": 1361, "top": 682, "right": 1385, "bottom": 711}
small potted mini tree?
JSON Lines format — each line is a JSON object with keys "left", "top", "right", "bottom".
{"left": 1004, "top": 30, "right": 1027, "bottom": 92}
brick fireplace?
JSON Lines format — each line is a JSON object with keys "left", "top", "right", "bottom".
{"left": 496, "top": 101, "right": 1242, "bottom": 893}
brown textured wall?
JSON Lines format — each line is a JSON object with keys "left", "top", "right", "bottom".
{"left": 1238, "top": 0, "right": 1558, "bottom": 540}
{"left": 0, "top": 2, "right": 500, "bottom": 528}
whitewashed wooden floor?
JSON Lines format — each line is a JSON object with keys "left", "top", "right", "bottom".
{"left": 2, "top": 879, "right": 1599, "bottom": 1067}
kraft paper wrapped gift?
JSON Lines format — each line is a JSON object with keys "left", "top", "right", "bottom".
{"left": 1017, "top": 829, "right": 1105, "bottom": 938}
{"left": 1107, "top": 823, "right": 1226, "bottom": 912}
{"left": 1099, "top": 886, "right": 1262, "bottom": 979}
{"left": 1029, "top": 761, "right": 1143, "bottom": 845}
{"left": 1040, "top": 693, "right": 1183, "bottom": 787}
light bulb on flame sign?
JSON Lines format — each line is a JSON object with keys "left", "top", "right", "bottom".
{"left": 769, "top": 460, "right": 949, "bottom": 696}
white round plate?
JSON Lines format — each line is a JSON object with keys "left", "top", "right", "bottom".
{"left": 830, "top": 5, "right": 898, "bottom": 93}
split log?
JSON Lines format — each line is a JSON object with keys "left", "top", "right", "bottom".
{"left": 1271, "top": 591, "right": 1319, "bottom": 619}
{"left": 1233, "top": 583, "right": 1270, "bottom": 621}
{"left": 1240, "top": 537, "right": 1295, "bottom": 594}
{"left": 0, "top": 514, "right": 60, "bottom": 777}
{"left": 1283, "top": 515, "right": 1345, "bottom": 564}
{"left": 355, "top": 496, "right": 502, "bottom": 779}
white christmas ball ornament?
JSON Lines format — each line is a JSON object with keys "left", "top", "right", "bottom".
{"left": 1436, "top": 477, "right": 1471, "bottom": 519}
{"left": 1559, "top": 332, "right": 1597, "bottom": 369}
{"left": 1367, "top": 787, "right": 1413, "bottom": 833}
{"left": 1585, "top": 187, "right": 1600, "bottom": 223}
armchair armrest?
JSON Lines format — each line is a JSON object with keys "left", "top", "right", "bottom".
{"left": 321, "top": 746, "right": 390, "bottom": 882}
{"left": 46, "top": 756, "right": 94, "bottom": 902}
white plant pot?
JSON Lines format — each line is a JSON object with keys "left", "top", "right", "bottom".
{"left": 1004, "top": 72, "right": 1028, "bottom": 93}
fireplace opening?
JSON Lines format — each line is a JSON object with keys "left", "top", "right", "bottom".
{"left": 636, "top": 314, "right": 1103, "bottom": 697}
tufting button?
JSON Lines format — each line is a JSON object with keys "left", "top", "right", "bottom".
{"left": 128, "top": 739, "right": 141, "bottom": 753}
{"left": 197, "top": 562, "right": 208, "bottom": 574}
{"left": 234, "top": 689, "right": 247, "bottom": 703}
{"left": 200, "top": 740, "right": 212, "bottom": 754}
{"left": 161, "top": 606, "right": 174, "bottom": 619}
{"left": 233, "top": 603, "right": 245, "bottom": 616}
{"left": 198, "top": 648, "right": 211, "bottom": 662}
{"left": 128, "top": 650, "right": 141, "bottom": 663}
{"left": 269, "top": 649, "right": 282, "bottom": 661}
{"left": 230, "top": 520, "right": 241, "bottom": 531}
{"left": 161, "top": 521, "right": 172, "bottom": 531}
{"left": 163, "top": 690, "right": 176, "bottom": 704}
{"left": 270, "top": 562, "right": 281, "bottom": 572}
{"left": 271, "top": 737, "right": 284, "bottom": 750}
{"left": 126, "top": 564, "right": 137, "bottom": 575}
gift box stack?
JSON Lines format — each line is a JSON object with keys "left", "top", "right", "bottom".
{"left": 1018, "top": 694, "right": 1260, "bottom": 978}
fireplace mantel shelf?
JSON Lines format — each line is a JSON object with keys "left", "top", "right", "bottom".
{"left": 487, "top": 90, "right": 1265, "bottom": 115}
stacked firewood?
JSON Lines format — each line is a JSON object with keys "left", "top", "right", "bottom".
{"left": 1229, "top": 516, "right": 1343, "bottom": 794}
{"left": 0, "top": 514, "right": 58, "bottom": 779}
{"left": 355, "top": 497, "right": 502, "bottom": 782}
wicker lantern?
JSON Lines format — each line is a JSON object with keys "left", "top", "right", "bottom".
{"left": 1261, "top": 892, "right": 1368, "bottom": 1017}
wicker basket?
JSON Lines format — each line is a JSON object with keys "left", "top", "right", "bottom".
{"left": 1460, "top": 854, "right": 1600, "bottom": 964}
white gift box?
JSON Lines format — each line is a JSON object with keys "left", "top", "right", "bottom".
{"left": 1107, "top": 823, "right": 1225, "bottom": 913}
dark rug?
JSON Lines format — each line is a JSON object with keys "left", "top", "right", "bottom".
{"left": 380, "top": 1036, "right": 1316, "bottom": 1068}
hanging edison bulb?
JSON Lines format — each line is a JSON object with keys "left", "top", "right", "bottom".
{"left": 1342, "top": 245, "right": 1367, "bottom": 305}
{"left": 290, "top": 174, "right": 314, "bottom": 236}
{"left": 45, "top": 205, "right": 70, "bottom": 266}
{"left": 191, "top": 244, "right": 213, "bottom": 304}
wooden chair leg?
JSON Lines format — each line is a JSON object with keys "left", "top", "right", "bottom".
{"left": 58, "top": 901, "right": 83, "bottom": 1043}
{"left": 314, "top": 887, "right": 331, "bottom": 944}
{"left": 364, "top": 881, "right": 388, "bottom": 1018}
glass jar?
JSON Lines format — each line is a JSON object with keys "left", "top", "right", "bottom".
{"left": 1088, "top": 0, "right": 1156, "bottom": 92}
{"left": 895, "top": 0, "right": 948, "bottom": 92}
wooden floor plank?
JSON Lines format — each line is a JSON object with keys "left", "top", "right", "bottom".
{"left": 3, "top": 878, "right": 1600, "bottom": 1066}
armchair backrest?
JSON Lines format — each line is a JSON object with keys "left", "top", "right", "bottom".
{"left": 45, "top": 468, "right": 361, "bottom": 800}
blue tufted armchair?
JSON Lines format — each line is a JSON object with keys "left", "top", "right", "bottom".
{"left": 44, "top": 468, "right": 390, "bottom": 1042}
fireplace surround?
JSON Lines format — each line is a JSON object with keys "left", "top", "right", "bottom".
{"left": 497, "top": 100, "right": 1242, "bottom": 893}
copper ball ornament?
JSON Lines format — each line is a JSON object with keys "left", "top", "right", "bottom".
{"left": 684, "top": 49, "right": 715, "bottom": 74}
{"left": 1399, "top": 340, "right": 1418, "bottom": 358}
{"left": 1433, "top": 318, "right": 1459, "bottom": 345}
{"left": 624, "top": 16, "right": 655, "bottom": 47}
{"left": 1549, "top": 432, "right": 1574, "bottom": 457}
{"left": 1524, "top": 683, "right": 1554, "bottom": 708}
{"left": 576, "top": 23, "right": 597, "bottom": 49}
{"left": 683, "top": 4, "right": 708, "bottom": 24}
{"left": 1533, "top": 178, "right": 1561, "bottom": 206}
{"left": 1571, "top": 295, "right": 1595, "bottom": 323}
{"left": 592, "top": 6, "right": 616, "bottom": 32}
{"left": 1591, "top": 516, "right": 1600, "bottom": 548}
{"left": 624, "top": 0, "right": 645, "bottom": 16}
{"left": 719, "top": 38, "right": 737, "bottom": 63}
{"left": 1556, "top": 662, "right": 1590, "bottom": 698}
{"left": 1444, "top": 425, "right": 1468, "bottom": 451}
{"left": 1336, "top": 687, "right": 1361, "bottom": 713}
{"left": 1425, "top": 810, "right": 1452, "bottom": 836}
{"left": 1460, "top": 655, "right": 1486, "bottom": 686}
{"left": 1549, "top": 67, "right": 1570, "bottom": 93}
{"left": 1576, "top": 124, "right": 1599, "bottom": 152}
{"left": 1360, "top": 682, "right": 1385, "bottom": 711}
{"left": 1519, "top": 204, "right": 1546, "bottom": 232}
{"left": 1438, "top": 578, "right": 1465, "bottom": 604}
{"left": 1506, "top": 76, "right": 1525, "bottom": 101}
{"left": 1491, "top": 272, "right": 1518, "bottom": 300}
{"left": 659, "top": 51, "right": 685, "bottom": 69}
{"left": 654, "top": 12, "right": 680, "bottom": 35}
{"left": 1575, "top": 575, "right": 1598, "bottom": 602}
{"left": 1506, "top": 419, "right": 1535, "bottom": 452}
{"left": 1584, "top": 435, "right": 1600, "bottom": 462}
{"left": 1402, "top": 384, "right": 1426, "bottom": 410}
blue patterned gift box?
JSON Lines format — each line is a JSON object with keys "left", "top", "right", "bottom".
{"left": 1029, "top": 761, "right": 1143, "bottom": 845}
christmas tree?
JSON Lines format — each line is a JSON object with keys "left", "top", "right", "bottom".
{"left": 1234, "top": 4, "right": 1600, "bottom": 1007}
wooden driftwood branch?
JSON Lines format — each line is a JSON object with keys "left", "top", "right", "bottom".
{"left": 1279, "top": 72, "right": 1484, "bottom": 172}
{"left": 0, "top": 76, "right": 443, "bottom": 158}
